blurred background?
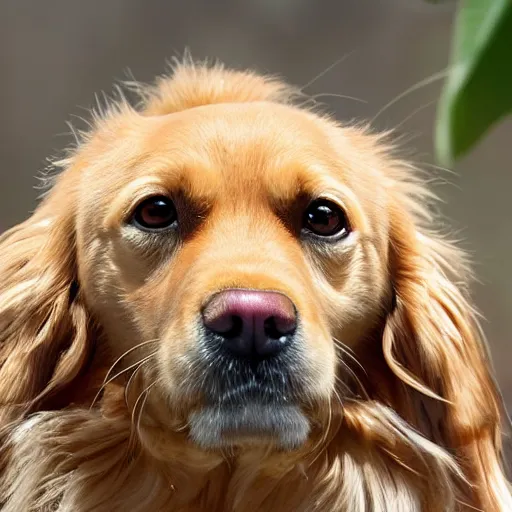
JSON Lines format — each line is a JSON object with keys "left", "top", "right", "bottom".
{"left": 1, "top": 1, "right": 511, "bottom": 418}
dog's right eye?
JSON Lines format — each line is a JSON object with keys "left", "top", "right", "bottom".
{"left": 131, "top": 196, "right": 177, "bottom": 231}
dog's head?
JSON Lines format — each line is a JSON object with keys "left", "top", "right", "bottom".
{"left": 76, "top": 88, "right": 391, "bottom": 450}
{"left": 0, "top": 62, "right": 508, "bottom": 508}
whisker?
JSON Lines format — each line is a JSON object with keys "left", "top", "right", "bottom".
{"left": 301, "top": 52, "right": 355, "bottom": 91}
{"left": 332, "top": 337, "right": 367, "bottom": 375}
{"left": 371, "top": 69, "right": 450, "bottom": 124}
{"left": 332, "top": 385, "right": 344, "bottom": 408}
{"left": 306, "top": 387, "right": 345, "bottom": 467}
{"left": 124, "top": 353, "right": 158, "bottom": 406}
{"left": 136, "top": 384, "right": 155, "bottom": 437}
{"left": 341, "top": 366, "right": 369, "bottom": 400}
{"left": 454, "top": 499, "right": 484, "bottom": 512}
{"left": 90, "top": 351, "right": 157, "bottom": 409}
{"left": 131, "top": 381, "right": 158, "bottom": 427}
{"left": 334, "top": 373, "right": 354, "bottom": 398}
{"left": 392, "top": 99, "right": 437, "bottom": 132}
{"left": 421, "top": 161, "right": 458, "bottom": 177}
{"left": 331, "top": 335, "right": 358, "bottom": 356}
{"left": 334, "top": 353, "right": 370, "bottom": 401}
{"left": 103, "top": 339, "right": 159, "bottom": 383}
{"left": 311, "top": 92, "right": 367, "bottom": 104}
{"left": 127, "top": 380, "right": 158, "bottom": 448}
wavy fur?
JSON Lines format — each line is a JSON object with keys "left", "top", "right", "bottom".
{"left": 0, "top": 59, "right": 510, "bottom": 511}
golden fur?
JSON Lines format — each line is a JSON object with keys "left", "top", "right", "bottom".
{"left": 0, "top": 59, "right": 510, "bottom": 511}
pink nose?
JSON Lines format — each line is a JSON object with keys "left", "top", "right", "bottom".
{"left": 202, "top": 289, "right": 297, "bottom": 359}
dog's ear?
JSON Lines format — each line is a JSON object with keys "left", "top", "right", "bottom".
{"left": 382, "top": 181, "right": 511, "bottom": 510}
{"left": 0, "top": 168, "right": 94, "bottom": 425}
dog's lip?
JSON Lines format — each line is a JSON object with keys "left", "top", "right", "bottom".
{"left": 188, "top": 402, "right": 310, "bottom": 450}
{"left": 212, "top": 381, "right": 293, "bottom": 406}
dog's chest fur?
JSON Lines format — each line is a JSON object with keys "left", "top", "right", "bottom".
{"left": 0, "top": 410, "right": 445, "bottom": 512}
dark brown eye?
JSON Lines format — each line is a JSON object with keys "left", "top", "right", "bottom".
{"left": 303, "top": 199, "right": 350, "bottom": 238}
{"left": 132, "top": 196, "right": 177, "bottom": 231}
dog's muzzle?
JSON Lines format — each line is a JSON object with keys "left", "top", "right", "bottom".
{"left": 188, "top": 288, "right": 311, "bottom": 449}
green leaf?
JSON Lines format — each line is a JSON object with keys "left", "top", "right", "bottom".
{"left": 435, "top": 0, "right": 512, "bottom": 165}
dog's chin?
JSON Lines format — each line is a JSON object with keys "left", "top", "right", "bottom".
{"left": 188, "top": 403, "right": 310, "bottom": 450}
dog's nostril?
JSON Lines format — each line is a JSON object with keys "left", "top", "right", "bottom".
{"left": 264, "top": 317, "right": 280, "bottom": 340}
{"left": 202, "top": 289, "right": 298, "bottom": 359}
{"left": 223, "top": 315, "right": 244, "bottom": 339}
{"left": 263, "top": 316, "right": 295, "bottom": 340}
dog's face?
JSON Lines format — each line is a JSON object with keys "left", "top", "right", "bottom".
{"left": 75, "top": 102, "right": 389, "bottom": 449}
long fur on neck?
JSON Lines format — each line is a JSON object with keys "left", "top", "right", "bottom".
{"left": 1, "top": 394, "right": 495, "bottom": 512}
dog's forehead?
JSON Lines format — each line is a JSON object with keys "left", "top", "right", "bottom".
{"left": 128, "top": 102, "right": 350, "bottom": 197}
{"left": 151, "top": 101, "right": 332, "bottom": 153}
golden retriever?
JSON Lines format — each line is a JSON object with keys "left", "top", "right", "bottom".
{"left": 0, "top": 60, "right": 510, "bottom": 511}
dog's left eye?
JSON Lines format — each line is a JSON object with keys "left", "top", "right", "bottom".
{"left": 131, "top": 196, "right": 177, "bottom": 231}
{"left": 303, "top": 199, "right": 350, "bottom": 238}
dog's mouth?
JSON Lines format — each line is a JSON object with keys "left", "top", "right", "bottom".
{"left": 187, "top": 375, "right": 311, "bottom": 450}
{"left": 186, "top": 338, "right": 312, "bottom": 449}
{"left": 188, "top": 402, "right": 310, "bottom": 450}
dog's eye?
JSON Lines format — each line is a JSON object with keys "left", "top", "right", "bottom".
{"left": 303, "top": 199, "right": 350, "bottom": 238}
{"left": 131, "top": 196, "right": 177, "bottom": 231}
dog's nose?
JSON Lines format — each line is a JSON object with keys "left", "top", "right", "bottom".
{"left": 202, "top": 289, "right": 297, "bottom": 358}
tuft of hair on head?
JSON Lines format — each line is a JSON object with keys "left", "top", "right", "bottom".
{"left": 133, "top": 56, "right": 302, "bottom": 116}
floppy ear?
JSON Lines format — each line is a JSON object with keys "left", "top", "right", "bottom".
{"left": 382, "top": 186, "right": 511, "bottom": 510}
{"left": 0, "top": 170, "right": 94, "bottom": 426}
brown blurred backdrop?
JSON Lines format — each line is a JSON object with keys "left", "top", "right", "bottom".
{"left": 1, "top": 1, "right": 511, "bottom": 415}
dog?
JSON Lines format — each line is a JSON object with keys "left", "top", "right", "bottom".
{"left": 0, "top": 60, "right": 510, "bottom": 511}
